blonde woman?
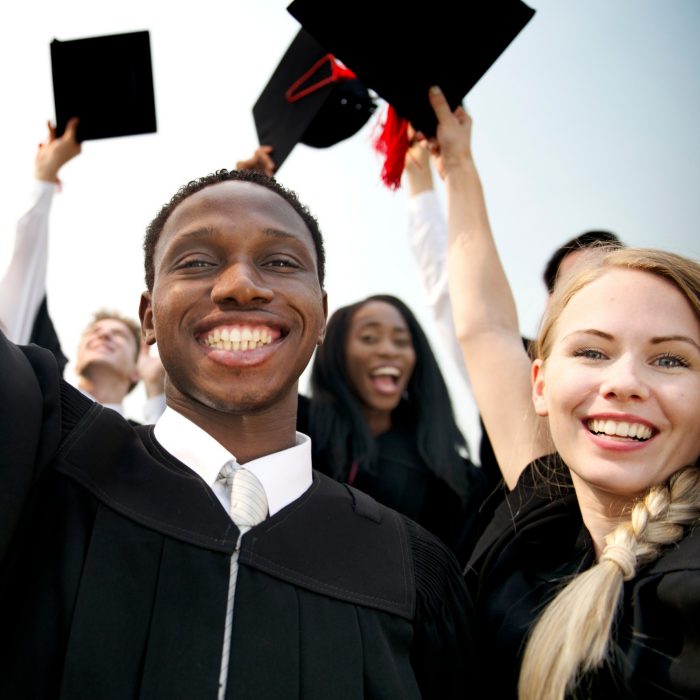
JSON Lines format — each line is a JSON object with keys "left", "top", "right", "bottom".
{"left": 427, "top": 85, "right": 700, "bottom": 699}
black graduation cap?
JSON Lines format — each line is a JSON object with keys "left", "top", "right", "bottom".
{"left": 287, "top": 0, "right": 536, "bottom": 187}
{"left": 50, "top": 30, "right": 157, "bottom": 142}
{"left": 253, "top": 28, "right": 377, "bottom": 170}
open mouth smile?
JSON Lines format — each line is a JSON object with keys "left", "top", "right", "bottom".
{"left": 200, "top": 324, "right": 282, "bottom": 352}
{"left": 585, "top": 418, "right": 655, "bottom": 442}
{"left": 369, "top": 366, "right": 403, "bottom": 394}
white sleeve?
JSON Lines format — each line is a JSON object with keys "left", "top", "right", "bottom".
{"left": 407, "top": 190, "right": 483, "bottom": 460}
{"left": 0, "top": 181, "right": 56, "bottom": 344}
{"left": 406, "top": 190, "right": 471, "bottom": 383}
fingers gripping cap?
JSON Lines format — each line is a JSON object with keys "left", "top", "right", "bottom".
{"left": 50, "top": 30, "right": 157, "bottom": 142}
{"left": 253, "top": 28, "right": 377, "bottom": 171}
{"left": 287, "top": 0, "right": 536, "bottom": 187}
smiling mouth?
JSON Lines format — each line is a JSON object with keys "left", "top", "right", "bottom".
{"left": 369, "top": 366, "right": 402, "bottom": 393}
{"left": 201, "top": 325, "right": 280, "bottom": 352}
{"left": 586, "top": 418, "right": 654, "bottom": 442}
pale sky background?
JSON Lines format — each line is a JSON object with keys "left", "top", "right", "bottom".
{"left": 1, "top": 0, "right": 699, "bottom": 450}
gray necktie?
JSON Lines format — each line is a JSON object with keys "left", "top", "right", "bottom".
{"left": 217, "top": 463, "right": 268, "bottom": 700}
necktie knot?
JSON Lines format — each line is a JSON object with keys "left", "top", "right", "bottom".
{"left": 218, "top": 463, "right": 268, "bottom": 528}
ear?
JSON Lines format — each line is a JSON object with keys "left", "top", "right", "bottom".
{"left": 531, "top": 358, "right": 549, "bottom": 416}
{"left": 139, "top": 291, "right": 156, "bottom": 346}
{"left": 317, "top": 291, "right": 328, "bottom": 345}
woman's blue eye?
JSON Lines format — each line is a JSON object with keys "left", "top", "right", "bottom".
{"left": 655, "top": 353, "right": 688, "bottom": 369}
{"left": 573, "top": 348, "right": 605, "bottom": 360}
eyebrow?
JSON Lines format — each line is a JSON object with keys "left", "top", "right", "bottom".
{"left": 357, "top": 320, "right": 410, "bottom": 332}
{"left": 173, "top": 226, "right": 299, "bottom": 244}
{"left": 564, "top": 329, "right": 700, "bottom": 352}
{"left": 651, "top": 335, "right": 700, "bottom": 352}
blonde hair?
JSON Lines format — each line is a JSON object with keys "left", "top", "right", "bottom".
{"left": 519, "top": 247, "right": 700, "bottom": 700}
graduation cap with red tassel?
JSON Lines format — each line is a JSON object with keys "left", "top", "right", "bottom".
{"left": 287, "top": 0, "right": 536, "bottom": 189}
{"left": 253, "top": 28, "right": 377, "bottom": 171}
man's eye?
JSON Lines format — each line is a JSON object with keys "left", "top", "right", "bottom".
{"left": 654, "top": 353, "right": 689, "bottom": 369}
{"left": 177, "top": 259, "right": 214, "bottom": 269}
{"left": 264, "top": 258, "right": 300, "bottom": 269}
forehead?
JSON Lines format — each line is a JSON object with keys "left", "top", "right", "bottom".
{"left": 351, "top": 301, "right": 409, "bottom": 330}
{"left": 84, "top": 318, "right": 134, "bottom": 337}
{"left": 156, "top": 180, "right": 316, "bottom": 260}
{"left": 556, "top": 268, "right": 700, "bottom": 339}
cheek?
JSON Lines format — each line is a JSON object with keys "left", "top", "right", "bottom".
{"left": 542, "top": 366, "right": 593, "bottom": 420}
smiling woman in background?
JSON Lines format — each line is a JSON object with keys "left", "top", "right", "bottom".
{"left": 298, "top": 294, "right": 492, "bottom": 565}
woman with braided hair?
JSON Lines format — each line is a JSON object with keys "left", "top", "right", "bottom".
{"left": 426, "top": 85, "right": 700, "bottom": 698}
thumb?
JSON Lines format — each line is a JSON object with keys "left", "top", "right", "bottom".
{"left": 428, "top": 86, "right": 452, "bottom": 121}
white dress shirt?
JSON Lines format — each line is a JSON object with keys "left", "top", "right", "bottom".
{"left": 154, "top": 406, "right": 313, "bottom": 517}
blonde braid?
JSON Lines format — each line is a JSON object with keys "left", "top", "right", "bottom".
{"left": 518, "top": 466, "right": 700, "bottom": 700}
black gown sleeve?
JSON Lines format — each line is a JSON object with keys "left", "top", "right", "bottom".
{"left": 0, "top": 332, "right": 66, "bottom": 561}
{"left": 403, "top": 515, "right": 477, "bottom": 698}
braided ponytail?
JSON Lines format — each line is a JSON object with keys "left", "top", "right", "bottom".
{"left": 518, "top": 466, "right": 700, "bottom": 700}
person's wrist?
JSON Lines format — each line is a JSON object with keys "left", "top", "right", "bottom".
{"left": 35, "top": 166, "right": 60, "bottom": 183}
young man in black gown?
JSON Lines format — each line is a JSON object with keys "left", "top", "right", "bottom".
{"left": 0, "top": 169, "right": 474, "bottom": 698}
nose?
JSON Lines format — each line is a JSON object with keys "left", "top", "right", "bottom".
{"left": 95, "top": 327, "right": 113, "bottom": 342}
{"left": 211, "top": 262, "right": 273, "bottom": 307}
{"left": 599, "top": 355, "right": 650, "bottom": 402}
{"left": 376, "top": 337, "right": 401, "bottom": 357}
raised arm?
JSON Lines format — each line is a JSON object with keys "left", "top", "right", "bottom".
{"left": 0, "top": 119, "right": 81, "bottom": 344}
{"left": 428, "top": 87, "right": 551, "bottom": 488}
{"left": 403, "top": 137, "right": 482, "bottom": 459}
{"left": 236, "top": 145, "right": 276, "bottom": 176}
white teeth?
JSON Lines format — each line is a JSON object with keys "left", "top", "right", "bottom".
{"left": 203, "top": 326, "right": 276, "bottom": 352}
{"left": 371, "top": 366, "right": 401, "bottom": 377}
{"left": 587, "top": 419, "right": 653, "bottom": 441}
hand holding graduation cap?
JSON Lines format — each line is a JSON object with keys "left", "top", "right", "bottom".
{"left": 236, "top": 145, "right": 276, "bottom": 177}
{"left": 426, "top": 86, "right": 473, "bottom": 182}
{"left": 34, "top": 117, "right": 81, "bottom": 184}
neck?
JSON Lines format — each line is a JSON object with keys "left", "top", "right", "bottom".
{"left": 167, "top": 390, "right": 299, "bottom": 464}
{"left": 363, "top": 407, "right": 392, "bottom": 437}
{"left": 570, "top": 471, "right": 631, "bottom": 558}
{"left": 78, "top": 367, "right": 130, "bottom": 406}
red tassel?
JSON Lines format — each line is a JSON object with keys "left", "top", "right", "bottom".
{"left": 372, "top": 105, "right": 410, "bottom": 190}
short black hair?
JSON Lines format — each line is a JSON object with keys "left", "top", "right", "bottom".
{"left": 543, "top": 230, "right": 623, "bottom": 293}
{"left": 143, "top": 169, "right": 325, "bottom": 291}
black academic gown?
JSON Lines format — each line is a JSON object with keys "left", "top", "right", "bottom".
{"left": 466, "top": 455, "right": 700, "bottom": 699}
{"left": 297, "top": 395, "right": 494, "bottom": 566}
{"left": 0, "top": 337, "right": 475, "bottom": 699}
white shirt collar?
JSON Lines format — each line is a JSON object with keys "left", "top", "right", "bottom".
{"left": 154, "top": 406, "right": 312, "bottom": 516}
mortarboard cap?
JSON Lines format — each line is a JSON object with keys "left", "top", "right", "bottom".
{"left": 253, "top": 28, "right": 377, "bottom": 170}
{"left": 287, "top": 0, "right": 536, "bottom": 187}
{"left": 51, "top": 30, "right": 157, "bottom": 142}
